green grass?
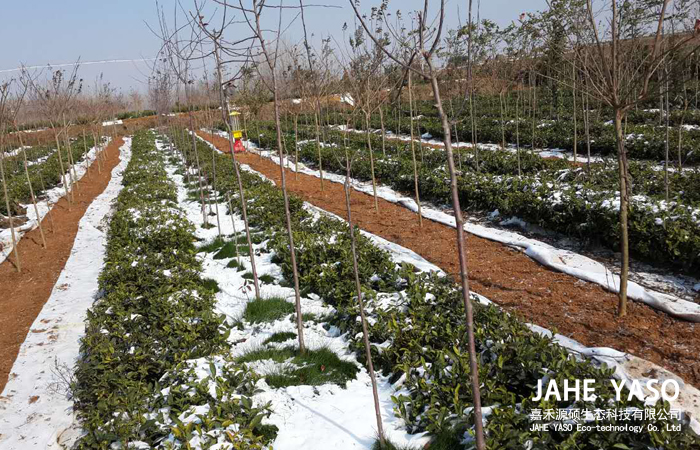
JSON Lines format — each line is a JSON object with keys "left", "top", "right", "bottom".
{"left": 237, "top": 347, "right": 297, "bottom": 364}
{"left": 259, "top": 274, "right": 275, "bottom": 284}
{"left": 242, "top": 271, "right": 254, "bottom": 280}
{"left": 371, "top": 431, "right": 461, "bottom": 450}
{"left": 237, "top": 346, "right": 358, "bottom": 388}
{"left": 226, "top": 259, "right": 243, "bottom": 270}
{"left": 213, "top": 242, "right": 250, "bottom": 259}
{"left": 201, "top": 222, "right": 216, "bottom": 229}
{"left": 229, "top": 233, "right": 250, "bottom": 244}
{"left": 263, "top": 331, "right": 297, "bottom": 344}
{"left": 243, "top": 297, "right": 295, "bottom": 323}
{"left": 198, "top": 236, "right": 227, "bottom": 253}
{"left": 201, "top": 278, "right": 221, "bottom": 293}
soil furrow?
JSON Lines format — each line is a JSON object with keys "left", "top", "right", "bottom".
{"left": 0, "top": 138, "right": 124, "bottom": 393}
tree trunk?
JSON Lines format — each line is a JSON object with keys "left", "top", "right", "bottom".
{"left": 516, "top": 87, "right": 522, "bottom": 177}
{"left": 314, "top": 109, "right": 324, "bottom": 192}
{"left": 499, "top": 90, "right": 506, "bottom": 149}
{"left": 397, "top": 93, "right": 402, "bottom": 138}
{"left": 0, "top": 146, "right": 20, "bottom": 271}
{"left": 572, "top": 60, "right": 578, "bottom": 164}
{"left": 189, "top": 113, "right": 208, "bottom": 226}
{"left": 226, "top": 191, "right": 241, "bottom": 267}
{"left": 454, "top": 122, "right": 462, "bottom": 172}
{"left": 379, "top": 105, "right": 386, "bottom": 158}
{"left": 584, "top": 88, "right": 591, "bottom": 173}
{"left": 82, "top": 130, "right": 91, "bottom": 175}
{"left": 408, "top": 72, "right": 423, "bottom": 227}
{"left": 294, "top": 114, "right": 299, "bottom": 180}
{"left": 613, "top": 108, "right": 629, "bottom": 317}
{"left": 425, "top": 62, "right": 485, "bottom": 450}
{"left": 242, "top": 109, "right": 249, "bottom": 142}
{"left": 531, "top": 70, "right": 537, "bottom": 152}
{"left": 19, "top": 132, "right": 46, "bottom": 249}
{"left": 365, "top": 114, "right": 379, "bottom": 213}
{"left": 53, "top": 134, "right": 71, "bottom": 208}
{"left": 469, "top": 86, "right": 478, "bottom": 171}
{"left": 64, "top": 133, "right": 79, "bottom": 196}
{"left": 270, "top": 67, "right": 307, "bottom": 354}
{"left": 343, "top": 148, "right": 385, "bottom": 445}
{"left": 678, "top": 109, "right": 686, "bottom": 171}
{"left": 214, "top": 42, "right": 261, "bottom": 300}
{"left": 211, "top": 146, "right": 222, "bottom": 238}
{"left": 664, "top": 87, "right": 670, "bottom": 202}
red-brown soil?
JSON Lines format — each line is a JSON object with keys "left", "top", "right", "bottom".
{"left": 198, "top": 130, "right": 700, "bottom": 388}
{"left": 0, "top": 138, "right": 123, "bottom": 393}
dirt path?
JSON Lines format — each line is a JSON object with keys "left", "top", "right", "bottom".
{"left": 0, "top": 138, "right": 124, "bottom": 393}
{"left": 199, "top": 131, "right": 700, "bottom": 388}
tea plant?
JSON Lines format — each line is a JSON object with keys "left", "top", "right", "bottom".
{"left": 72, "top": 131, "right": 275, "bottom": 449}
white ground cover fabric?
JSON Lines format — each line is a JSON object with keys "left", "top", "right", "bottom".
{"left": 0, "top": 138, "right": 132, "bottom": 450}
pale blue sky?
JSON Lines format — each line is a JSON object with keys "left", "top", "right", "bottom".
{"left": 0, "top": 0, "right": 548, "bottom": 94}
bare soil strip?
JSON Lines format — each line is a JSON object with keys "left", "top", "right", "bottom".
{"left": 0, "top": 138, "right": 124, "bottom": 393}
{"left": 198, "top": 130, "right": 700, "bottom": 388}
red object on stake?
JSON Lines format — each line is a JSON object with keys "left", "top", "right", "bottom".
{"left": 233, "top": 138, "right": 245, "bottom": 153}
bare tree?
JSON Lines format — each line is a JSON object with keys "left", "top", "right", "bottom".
{"left": 243, "top": 0, "right": 307, "bottom": 353}
{"left": 571, "top": 0, "right": 699, "bottom": 316}
{"left": 191, "top": 0, "right": 309, "bottom": 350}
{"left": 26, "top": 66, "right": 83, "bottom": 210}
{"left": 0, "top": 82, "right": 22, "bottom": 271}
{"left": 154, "top": 2, "right": 210, "bottom": 227}
{"left": 11, "top": 76, "right": 47, "bottom": 250}
{"left": 349, "top": 1, "right": 487, "bottom": 447}
{"left": 148, "top": 63, "right": 175, "bottom": 116}
{"left": 324, "top": 51, "right": 389, "bottom": 444}
{"left": 183, "top": 0, "right": 265, "bottom": 301}
{"left": 344, "top": 22, "right": 390, "bottom": 213}
{"left": 299, "top": 1, "right": 329, "bottom": 192}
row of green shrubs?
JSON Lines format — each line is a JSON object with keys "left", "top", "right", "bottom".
{"left": 1, "top": 135, "right": 96, "bottom": 216}
{"left": 247, "top": 122, "right": 700, "bottom": 274}
{"left": 184, "top": 128, "right": 699, "bottom": 448}
{"left": 264, "top": 120, "right": 700, "bottom": 206}
{"left": 116, "top": 110, "right": 157, "bottom": 121}
{"left": 2, "top": 143, "right": 56, "bottom": 175}
{"left": 303, "top": 99, "right": 700, "bottom": 164}
{"left": 72, "top": 131, "right": 274, "bottom": 449}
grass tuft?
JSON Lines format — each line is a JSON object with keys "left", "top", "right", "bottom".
{"left": 243, "top": 297, "right": 294, "bottom": 323}
{"left": 266, "top": 347, "right": 358, "bottom": 388}
{"left": 263, "top": 331, "right": 297, "bottom": 344}
{"left": 237, "top": 346, "right": 296, "bottom": 363}
{"left": 371, "top": 430, "right": 460, "bottom": 450}
{"left": 214, "top": 241, "right": 250, "bottom": 259}
{"left": 198, "top": 236, "right": 227, "bottom": 253}
{"left": 237, "top": 346, "right": 358, "bottom": 388}
{"left": 259, "top": 274, "right": 275, "bottom": 284}
{"left": 227, "top": 259, "right": 243, "bottom": 270}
